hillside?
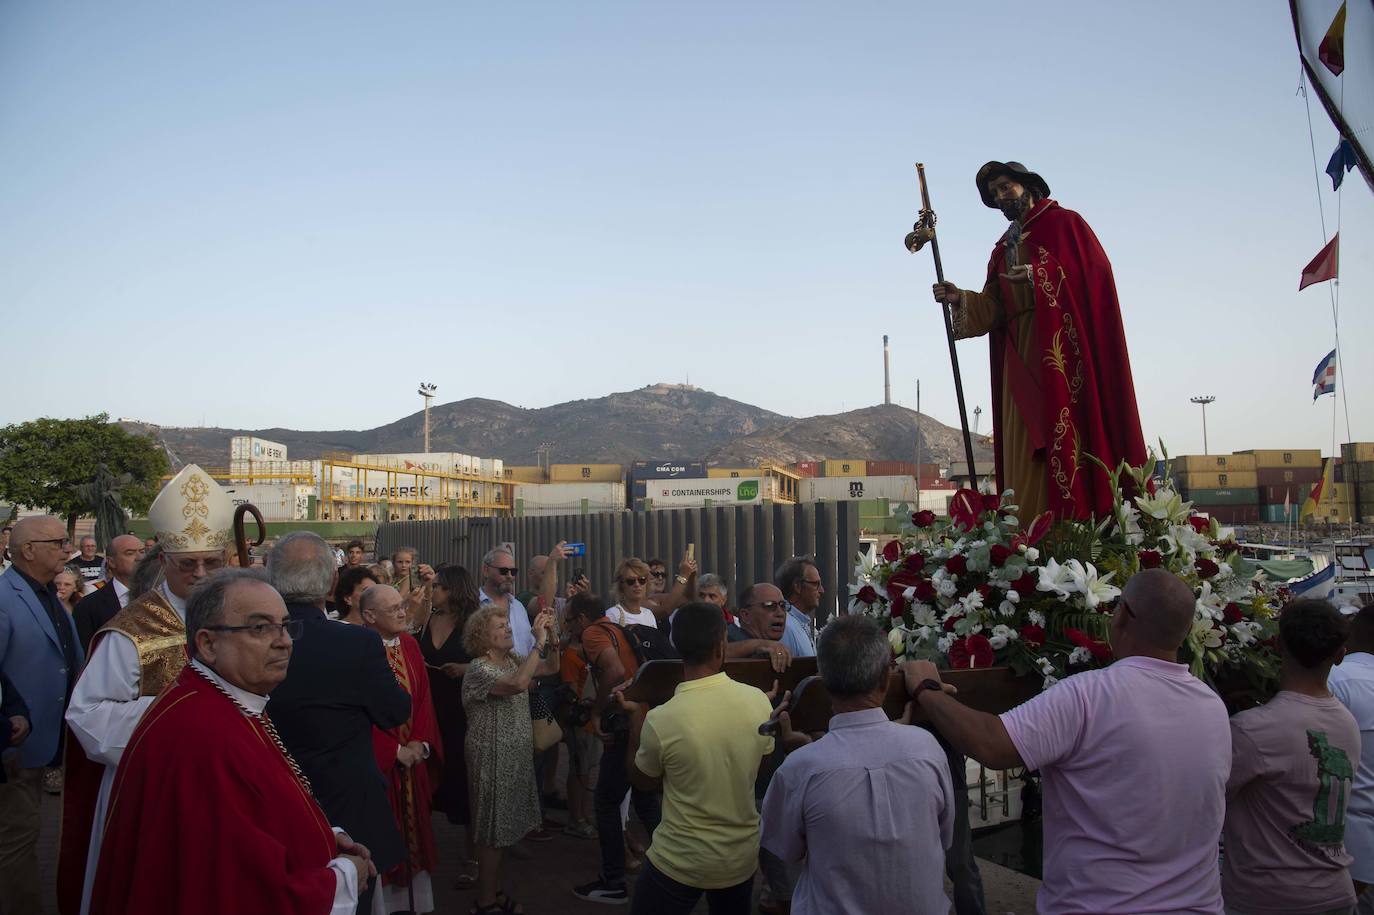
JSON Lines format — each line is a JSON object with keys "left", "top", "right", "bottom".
{"left": 119, "top": 384, "right": 991, "bottom": 470}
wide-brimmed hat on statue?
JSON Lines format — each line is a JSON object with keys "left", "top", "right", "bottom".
{"left": 976, "top": 161, "right": 1051, "bottom": 208}
{"left": 148, "top": 464, "right": 234, "bottom": 554}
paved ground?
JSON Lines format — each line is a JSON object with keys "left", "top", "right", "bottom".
{"left": 37, "top": 784, "right": 1041, "bottom": 914}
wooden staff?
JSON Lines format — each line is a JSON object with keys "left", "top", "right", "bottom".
{"left": 906, "top": 163, "right": 978, "bottom": 483}
{"left": 232, "top": 504, "right": 265, "bottom": 568}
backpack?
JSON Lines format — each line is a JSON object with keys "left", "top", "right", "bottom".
{"left": 587, "top": 618, "right": 679, "bottom": 669}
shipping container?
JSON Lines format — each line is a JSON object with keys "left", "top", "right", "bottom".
{"left": 1345, "top": 461, "right": 1374, "bottom": 484}
{"left": 1254, "top": 467, "right": 1323, "bottom": 488}
{"left": 220, "top": 482, "right": 315, "bottom": 522}
{"left": 1173, "top": 470, "right": 1258, "bottom": 490}
{"left": 1179, "top": 487, "right": 1259, "bottom": 506}
{"left": 802, "top": 475, "right": 922, "bottom": 503}
{"left": 1341, "top": 443, "right": 1374, "bottom": 464}
{"left": 1191, "top": 504, "right": 1260, "bottom": 525}
{"left": 503, "top": 466, "right": 547, "bottom": 483}
{"left": 230, "top": 436, "right": 288, "bottom": 463}
{"left": 513, "top": 482, "right": 625, "bottom": 515}
{"left": 1234, "top": 449, "right": 1323, "bottom": 469}
{"left": 1259, "top": 504, "right": 1302, "bottom": 524}
{"left": 630, "top": 460, "right": 707, "bottom": 481}
{"left": 642, "top": 476, "right": 775, "bottom": 508}
{"left": 1260, "top": 484, "right": 1318, "bottom": 506}
{"left": 790, "top": 461, "right": 820, "bottom": 478}
{"left": 549, "top": 463, "right": 623, "bottom": 483}
{"left": 866, "top": 460, "right": 917, "bottom": 477}
{"left": 822, "top": 459, "right": 868, "bottom": 478}
{"left": 707, "top": 467, "right": 762, "bottom": 478}
{"left": 1173, "top": 454, "right": 1256, "bottom": 472}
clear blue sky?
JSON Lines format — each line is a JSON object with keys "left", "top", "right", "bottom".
{"left": 2, "top": 1, "right": 1368, "bottom": 458}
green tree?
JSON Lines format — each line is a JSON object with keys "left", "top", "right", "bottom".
{"left": 0, "top": 415, "right": 169, "bottom": 538}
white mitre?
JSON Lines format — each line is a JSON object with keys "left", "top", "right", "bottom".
{"left": 149, "top": 464, "right": 235, "bottom": 554}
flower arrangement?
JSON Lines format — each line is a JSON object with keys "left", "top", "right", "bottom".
{"left": 847, "top": 453, "right": 1283, "bottom": 694}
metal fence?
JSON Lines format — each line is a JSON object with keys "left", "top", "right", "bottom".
{"left": 375, "top": 503, "right": 862, "bottom": 620}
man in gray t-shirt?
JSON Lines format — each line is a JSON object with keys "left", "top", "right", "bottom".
{"left": 1224, "top": 598, "right": 1361, "bottom": 915}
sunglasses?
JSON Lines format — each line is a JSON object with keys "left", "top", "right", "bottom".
{"left": 621, "top": 576, "right": 648, "bottom": 586}
{"left": 750, "top": 600, "right": 787, "bottom": 611}
{"left": 491, "top": 566, "right": 518, "bottom": 576}
{"left": 171, "top": 556, "right": 226, "bottom": 574}
{"left": 650, "top": 570, "right": 666, "bottom": 579}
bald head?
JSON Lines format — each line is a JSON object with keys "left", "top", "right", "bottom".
{"left": 107, "top": 534, "right": 146, "bottom": 585}
{"left": 10, "top": 516, "right": 69, "bottom": 582}
{"left": 1119, "top": 568, "right": 1196, "bottom": 653}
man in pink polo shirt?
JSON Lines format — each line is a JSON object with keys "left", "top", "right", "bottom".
{"left": 905, "top": 568, "right": 1231, "bottom": 914}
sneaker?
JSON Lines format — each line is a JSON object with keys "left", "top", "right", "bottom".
{"left": 563, "top": 818, "right": 598, "bottom": 840}
{"left": 572, "top": 878, "right": 628, "bottom": 905}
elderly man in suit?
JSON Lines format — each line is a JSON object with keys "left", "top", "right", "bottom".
{"left": 266, "top": 531, "right": 411, "bottom": 914}
{"left": 72, "top": 534, "right": 146, "bottom": 652}
{"left": 0, "top": 515, "right": 84, "bottom": 914}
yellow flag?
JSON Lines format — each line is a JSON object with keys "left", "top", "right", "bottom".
{"left": 1301, "top": 457, "right": 1335, "bottom": 520}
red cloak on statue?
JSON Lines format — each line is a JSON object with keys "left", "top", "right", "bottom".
{"left": 90, "top": 666, "right": 341, "bottom": 915}
{"left": 371, "top": 632, "right": 443, "bottom": 884}
{"left": 983, "top": 198, "right": 1147, "bottom": 520}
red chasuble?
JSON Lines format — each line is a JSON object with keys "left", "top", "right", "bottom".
{"left": 371, "top": 632, "right": 443, "bottom": 883}
{"left": 90, "top": 666, "right": 340, "bottom": 915}
{"left": 983, "top": 198, "right": 1147, "bottom": 520}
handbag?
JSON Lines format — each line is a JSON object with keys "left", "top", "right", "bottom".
{"left": 532, "top": 715, "right": 563, "bottom": 753}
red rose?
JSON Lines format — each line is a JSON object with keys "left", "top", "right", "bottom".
{"left": 1216, "top": 540, "right": 1240, "bottom": 555}
{"left": 1011, "top": 573, "right": 1038, "bottom": 596}
{"left": 948, "top": 634, "right": 995, "bottom": 669}
{"left": 1065, "top": 627, "right": 1112, "bottom": 662}
{"left": 1196, "top": 558, "right": 1220, "bottom": 579}
{"left": 1020, "top": 624, "right": 1047, "bottom": 646}
{"left": 1188, "top": 516, "right": 1211, "bottom": 534}
{"left": 911, "top": 509, "right": 936, "bottom": 527}
{"left": 989, "top": 544, "right": 1012, "bottom": 567}
{"left": 945, "top": 555, "right": 968, "bottom": 576}
{"left": 981, "top": 493, "right": 1002, "bottom": 513}
{"left": 942, "top": 613, "right": 961, "bottom": 631}
{"left": 903, "top": 553, "right": 926, "bottom": 573}
{"left": 914, "top": 579, "right": 937, "bottom": 603}
{"left": 857, "top": 585, "right": 879, "bottom": 604}
{"left": 976, "top": 584, "right": 993, "bottom": 601}
{"left": 1223, "top": 602, "right": 1243, "bottom": 624}
{"left": 886, "top": 570, "right": 920, "bottom": 601}
{"left": 1138, "top": 549, "right": 1162, "bottom": 570}
{"left": 890, "top": 595, "right": 908, "bottom": 618}
{"left": 881, "top": 540, "right": 903, "bottom": 562}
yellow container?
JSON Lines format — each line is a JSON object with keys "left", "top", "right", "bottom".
{"left": 1342, "top": 443, "right": 1374, "bottom": 463}
{"left": 1175, "top": 470, "right": 1259, "bottom": 490}
{"left": 502, "top": 466, "right": 547, "bottom": 483}
{"left": 823, "top": 459, "right": 868, "bottom": 478}
{"left": 549, "top": 463, "right": 623, "bottom": 483}
{"left": 1234, "top": 449, "right": 1322, "bottom": 469}
{"left": 708, "top": 467, "right": 762, "bottom": 478}
{"left": 1174, "top": 454, "right": 1257, "bottom": 472}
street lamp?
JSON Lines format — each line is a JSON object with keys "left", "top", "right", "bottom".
{"left": 1190, "top": 395, "right": 1216, "bottom": 455}
{"left": 417, "top": 383, "right": 437, "bottom": 453}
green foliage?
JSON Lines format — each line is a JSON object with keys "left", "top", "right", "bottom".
{"left": 0, "top": 415, "right": 169, "bottom": 525}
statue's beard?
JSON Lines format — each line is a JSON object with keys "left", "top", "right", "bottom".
{"left": 998, "top": 194, "right": 1033, "bottom": 222}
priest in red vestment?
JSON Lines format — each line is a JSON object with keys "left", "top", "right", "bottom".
{"left": 361, "top": 584, "right": 443, "bottom": 915}
{"left": 90, "top": 569, "right": 376, "bottom": 915}
{"left": 933, "top": 160, "right": 1147, "bottom": 522}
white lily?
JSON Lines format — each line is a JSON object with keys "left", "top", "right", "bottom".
{"left": 1114, "top": 502, "right": 1146, "bottom": 547}
{"left": 1037, "top": 558, "right": 1077, "bottom": 600}
{"left": 1191, "top": 618, "right": 1223, "bottom": 649}
{"left": 1063, "top": 560, "right": 1121, "bottom": 610}
{"left": 1136, "top": 488, "right": 1192, "bottom": 524}
{"left": 888, "top": 627, "right": 907, "bottom": 655}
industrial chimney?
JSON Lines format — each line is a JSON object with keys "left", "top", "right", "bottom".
{"left": 883, "top": 335, "right": 892, "bottom": 405}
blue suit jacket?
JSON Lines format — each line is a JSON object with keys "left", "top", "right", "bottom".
{"left": 0, "top": 566, "right": 83, "bottom": 768}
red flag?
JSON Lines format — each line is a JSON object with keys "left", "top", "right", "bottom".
{"left": 1319, "top": 2, "right": 1347, "bottom": 76}
{"left": 1299, "top": 233, "right": 1339, "bottom": 290}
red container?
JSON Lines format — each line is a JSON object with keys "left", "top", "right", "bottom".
{"left": 867, "top": 460, "right": 917, "bottom": 477}
{"left": 1192, "top": 504, "right": 1260, "bottom": 524}
{"left": 1255, "top": 467, "right": 1322, "bottom": 488}
{"left": 791, "top": 461, "right": 820, "bottom": 478}
{"left": 1260, "top": 484, "right": 1315, "bottom": 505}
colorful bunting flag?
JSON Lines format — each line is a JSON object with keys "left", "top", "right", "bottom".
{"left": 1312, "top": 349, "right": 1337, "bottom": 400}
{"left": 1301, "top": 456, "right": 1335, "bottom": 520}
{"left": 1299, "top": 233, "right": 1339, "bottom": 289}
{"left": 1326, "top": 138, "right": 1358, "bottom": 190}
{"left": 1319, "top": 1, "right": 1347, "bottom": 76}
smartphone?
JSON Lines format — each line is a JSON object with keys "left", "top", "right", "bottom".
{"left": 686, "top": 543, "right": 695, "bottom": 561}
{"left": 564, "top": 542, "right": 587, "bottom": 557}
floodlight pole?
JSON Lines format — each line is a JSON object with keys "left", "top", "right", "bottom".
{"left": 1190, "top": 395, "right": 1216, "bottom": 455}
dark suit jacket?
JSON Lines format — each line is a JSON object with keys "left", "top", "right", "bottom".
{"left": 72, "top": 584, "right": 123, "bottom": 653}
{"left": 1, "top": 669, "right": 31, "bottom": 784}
{"left": 267, "top": 602, "right": 412, "bottom": 872}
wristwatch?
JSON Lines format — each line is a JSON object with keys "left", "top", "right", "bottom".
{"left": 912, "top": 678, "right": 944, "bottom": 703}
{"left": 675, "top": 575, "right": 688, "bottom": 584}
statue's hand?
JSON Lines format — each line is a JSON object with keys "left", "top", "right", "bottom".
{"left": 999, "top": 264, "right": 1033, "bottom": 285}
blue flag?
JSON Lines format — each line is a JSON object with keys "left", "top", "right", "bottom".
{"left": 1326, "top": 138, "right": 1357, "bottom": 191}
{"left": 1312, "top": 349, "right": 1337, "bottom": 400}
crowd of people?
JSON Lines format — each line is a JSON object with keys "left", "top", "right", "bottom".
{"left": 3, "top": 466, "right": 1374, "bottom": 915}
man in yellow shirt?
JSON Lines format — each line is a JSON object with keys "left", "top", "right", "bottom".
{"left": 618, "top": 602, "right": 776, "bottom": 914}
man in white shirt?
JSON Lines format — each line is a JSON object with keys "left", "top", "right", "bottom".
{"left": 72, "top": 534, "right": 146, "bottom": 651}
{"left": 478, "top": 547, "right": 533, "bottom": 655}
{"left": 1329, "top": 604, "right": 1374, "bottom": 913}
{"left": 60, "top": 465, "right": 235, "bottom": 915}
